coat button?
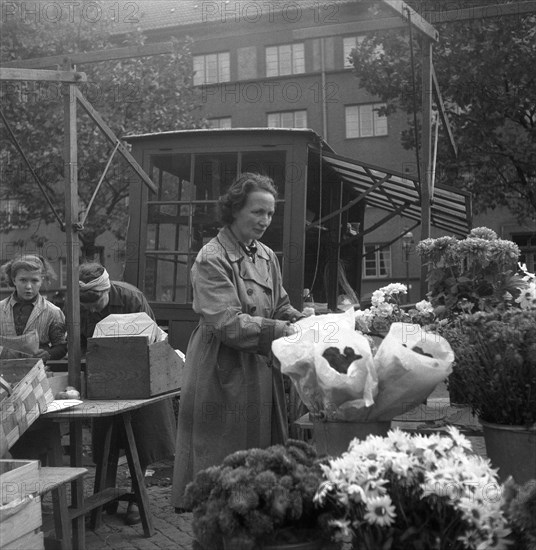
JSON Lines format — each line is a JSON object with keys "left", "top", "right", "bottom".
{"left": 247, "top": 288, "right": 253, "bottom": 295}
{"left": 250, "top": 306, "right": 257, "bottom": 313}
{"left": 264, "top": 289, "right": 271, "bottom": 295}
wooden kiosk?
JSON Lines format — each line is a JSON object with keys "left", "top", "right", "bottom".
{"left": 123, "top": 128, "right": 472, "bottom": 351}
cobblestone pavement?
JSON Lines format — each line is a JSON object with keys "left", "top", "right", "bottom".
{"left": 44, "top": 384, "right": 487, "bottom": 550}
{"left": 83, "top": 485, "right": 195, "bottom": 550}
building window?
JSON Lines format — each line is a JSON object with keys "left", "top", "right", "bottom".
{"left": 267, "top": 110, "right": 307, "bottom": 128}
{"left": 193, "top": 52, "right": 230, "bottom": 85}
{"left": 343, "top": 36, "right": 383, "bottom": 69}
{"left": 266, "top": 43, "right": 305, "bottom": 77}
{"left": 0, "top": 199, "right": 26, "bottom": 228}
{"left": 363, "top": 244, "right": 391, "bottom": 278}
{"left": 512, "top": 233, "right": 536, "bottom": 272}
{"left": 343, "top": 36, "right": 363, "bottom": 69}
{"left": 208, "top": 117, "right": 232, "bottom": 129}
{"left": 345, "top": 103, "right": 388, "bottom": 138}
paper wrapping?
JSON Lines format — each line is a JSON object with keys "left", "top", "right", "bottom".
{"left": 93, "top": 312, "right": 167, "bottom": 343}
{"left": 273, "top": 312, "right": 454, "bottom": 422}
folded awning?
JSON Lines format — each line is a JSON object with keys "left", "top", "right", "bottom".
{"left": 315, "top": 148, "right": 472, "bottom": 236}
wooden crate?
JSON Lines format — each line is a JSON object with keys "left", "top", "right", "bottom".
{"left": 86, "top": 336, "right": 183, "bottom": 399}
{"left": 0, "top": 496, "right": 43, "bottom": 549}
{"left": 1, "top": 459, "right": 43, "bottom": 550}
{"left": 0, "top": 361, "right": 54, "bottom": 456}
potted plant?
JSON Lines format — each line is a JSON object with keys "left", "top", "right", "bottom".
{"left": 442, "top": 308, "right": 536, "bottom": 483}
{"left": 184, "top": 439, "right": 337, "bottom": 550}
{"left": 417, "top": 227, "right": 536, "bottom": 482}
{"left": 416, "top": 227, "right": 529, "bottom": 404}
{"left": 314, "top": 427, "right": 512, "bottom": 550}
{"left": 416, "top": 227, "right": 524, "bottom": 319}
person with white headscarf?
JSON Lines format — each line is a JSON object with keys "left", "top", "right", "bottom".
{"left": 79, "top": 262, "right": 176, "bottom": 525}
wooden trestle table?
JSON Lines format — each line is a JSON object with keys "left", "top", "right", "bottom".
{"left": 42, "top": 391, "right": 180, "bottom": 548}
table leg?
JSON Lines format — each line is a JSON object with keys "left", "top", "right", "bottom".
{"left": 46, "top": 421, "right": 73, "bottom": 550}
{"left": 90, "top": 418, "right": 115, "bottom": 529}
{"left": 121, "top": 412, "right": 154, "bottom": 537}
{"left": 70, "top": 420, "right": 86, "bottom": 550}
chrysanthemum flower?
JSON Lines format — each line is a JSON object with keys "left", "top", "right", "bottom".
{"left": 363, "top": 495, "right": 396, "bottom": 526}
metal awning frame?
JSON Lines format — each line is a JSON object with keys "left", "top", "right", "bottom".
{"left": 312, "top": 147, "right": 473, "bottom": 237}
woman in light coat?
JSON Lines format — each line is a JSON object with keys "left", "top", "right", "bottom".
{"left": 171, "top": 173, "right": 303, "bottom": 510}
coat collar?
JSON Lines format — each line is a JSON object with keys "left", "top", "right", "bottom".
{"left": 216, "top": 226, "right": 270, "bottom": 263}
{"left": 216, "top": 226, "right": 272, "bottom": 289}
{"left": 4, "top": 293, "right": 47, "bottom": 327}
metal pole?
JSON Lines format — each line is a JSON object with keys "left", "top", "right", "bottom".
{"left": 405, "top": 253, "right": 411, "bottom": 303}
{"left": 420, "top": 38, "right": 433, "bottom": 299}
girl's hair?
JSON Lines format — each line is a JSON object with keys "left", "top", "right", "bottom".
{"left": 0, "top": 254, "right": 56, "bottom": 286}
{"left": 217, "top": 172, "right": 278, "bottom": 225}
{"left": 79, "top": 262, "right": 106, "bottom": 304}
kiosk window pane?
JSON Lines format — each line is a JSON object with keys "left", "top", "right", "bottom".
{"left": 145, "top": 253, "right": 190, "bottom": 303}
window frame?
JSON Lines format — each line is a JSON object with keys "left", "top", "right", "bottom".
{"left": 143, "top": 149, "right": 288, "bottom": 304}
{"left": 345, "top": 103, "right": 388, "bottom": 139}
{"left": 363, "top": 243, "right": 391, "bottom": 279}
{"left": 343, "top": 35, "right": 384, "bottom": 69}
{"left": 208, "top": 117, "right": 232, "bottom": 129}
{"left": 265, "top": 43, "right": 305, "bottom": 77}
{"left": 511, "top": 233, "right": 536, "bottom": 273}
{"left": 193, "top": 51, "right": 231, "bottom": 86}
{"left": 267, "top": 109, "right": 308, "bottom": 129}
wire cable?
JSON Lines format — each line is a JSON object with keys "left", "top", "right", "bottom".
{"left": 0, "top": 107, "right": 65, "bottom": 230}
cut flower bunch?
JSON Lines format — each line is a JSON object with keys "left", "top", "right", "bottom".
{"left": 315, "top": 427, "right": 511, "bottom": 550}
{"left": 354, "top": 283, "right": 435, "bottom": 335}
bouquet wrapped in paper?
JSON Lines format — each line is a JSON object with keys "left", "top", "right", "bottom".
{"left": 272, "top": 309, "right": 454, "bottom": 421}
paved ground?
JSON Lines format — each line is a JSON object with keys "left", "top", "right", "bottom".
{"left": 43, "top": 381, "right": 487, "bottom": 550}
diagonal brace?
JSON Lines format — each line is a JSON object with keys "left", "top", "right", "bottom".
{"left": 74, "top": 88, "right": 157, "bottom": 193}
{"left": 78, "top": 141, "right": 120, "bottom": 229}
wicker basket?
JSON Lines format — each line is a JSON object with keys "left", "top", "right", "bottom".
{"left": 0, "top": 359, "right": 54, "bottom": 456}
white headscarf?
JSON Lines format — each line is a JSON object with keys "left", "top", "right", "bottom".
{"left": 79, "top": 269, "right": 111, "bottom": 292}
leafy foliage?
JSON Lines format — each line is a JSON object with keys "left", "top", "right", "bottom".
{"left": 185, "top": 439, "right": 330, "bottom": 550}
{"left": 349, "top": 1, "right": 536, "bottom": 222}
{"left": 0, "top": 0, "right": 206, "bottom": 251}
{"left": 439, "top": 308, "right": 536, "bottom": 426}
{"left": 502, "top": 477, "right": 536, "bottom": 549}
{"left": 416, "top": 227, "right": 525, "bottom": 318}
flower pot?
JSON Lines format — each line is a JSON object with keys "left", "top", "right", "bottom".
{"left": 480, "top": 420, "right": 536, "bottom": 484}
{"left": 222, "top": 531, "right": 326, "bottom": 550}
{"left": 261, "top": 540, "right": 324, "bottom": 550}
{"left": 312, "top": 416, "right": 391, "bottom": 456}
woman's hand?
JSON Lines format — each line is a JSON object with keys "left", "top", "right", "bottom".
{"left": 283, "top": 323, "right": 299, "bottom": 337}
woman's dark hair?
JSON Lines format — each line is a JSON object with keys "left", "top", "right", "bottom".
{"left": 0, "top": 254, "right": 56, "bottom": 286}
{"left": 79, "top": 262, "right": 106, "bottom": 304}
{"left": 217, "top": 172, "right": 278, "bottom": 225}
